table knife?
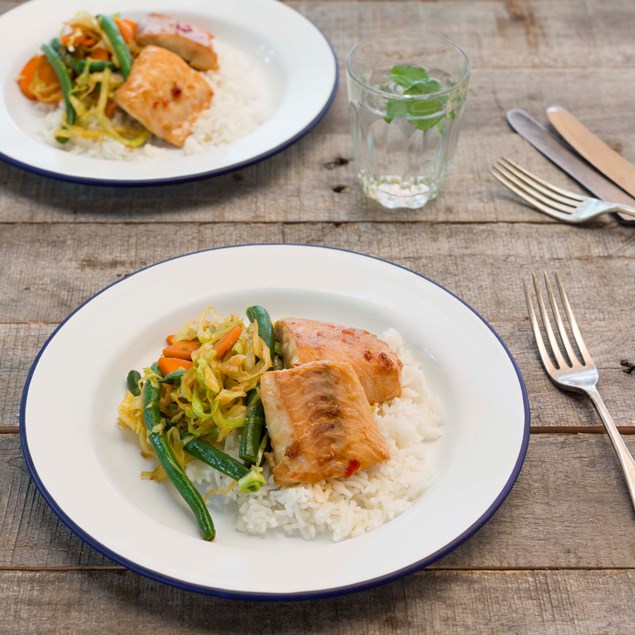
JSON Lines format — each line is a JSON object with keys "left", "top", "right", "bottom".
{"left": 506, "top": 108, "right": 635, "bottom": 224}
{"left": 546, "top": 105, "right": 635, "bottom": 199}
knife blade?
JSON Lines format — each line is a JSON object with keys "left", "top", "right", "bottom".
{"left": 546, "top": 105, "right": 635, "bottom": 198}
{"left": 506, "top": 108, "right": 635, "bottom": 223}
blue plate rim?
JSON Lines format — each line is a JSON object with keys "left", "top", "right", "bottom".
{"left": 20, "top": 243, "right": 531, "bottom": 600}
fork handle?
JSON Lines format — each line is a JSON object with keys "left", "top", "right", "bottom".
{"left": 587, "top": 387, "right": 635, "bottom": 512}
{"left": 611, "top": 204, "right": 635, "bottom": 219}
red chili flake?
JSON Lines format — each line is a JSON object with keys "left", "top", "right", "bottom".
{"left": 344, "top": 459, "right": 361, "bottom": 478}
{"left": 152, "top": 100, "right": 159, "bottom": 109}
{"left": 162, "top": 98, "right": 169, "bottom": 107}
{"left": 171, "top": 83, "right": 182, "bottom": 98}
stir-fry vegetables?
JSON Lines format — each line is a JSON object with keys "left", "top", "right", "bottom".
{"left": 142, "top": 365, "right": 215, "bottom": 541}
{"left": 118, "top": 306, "right": 276, "bottom": 540}
{"left": 18, "top": 11, "right": 151, "bottom": 147}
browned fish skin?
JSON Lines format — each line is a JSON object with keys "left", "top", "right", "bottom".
{"left": 260, "top": 361, "right": 390, "bottom": 486}
{"left": 136, "top": 13, "right": 219, "bottom": 71}
{"left": 275, "top": 318, "right": 402, "bottom": 404}
{"left": 114, "top": 46, "right": 213, "bottom": 147}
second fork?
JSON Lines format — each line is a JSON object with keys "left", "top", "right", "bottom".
{"left": 492, "top": 158, "right": 635, "bottom": 224}
{"left": 525, "top": 273, "right": 635, "bottom": 511}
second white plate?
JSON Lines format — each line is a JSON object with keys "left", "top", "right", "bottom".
{"left": 0, "top": 0, "right": 338, "bottom": 184}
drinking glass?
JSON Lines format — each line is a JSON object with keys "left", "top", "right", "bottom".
{"left": 346, "top": 32, "right": 471, "bottom": 209}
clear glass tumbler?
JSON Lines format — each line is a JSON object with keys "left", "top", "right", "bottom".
{"left": 346, "top": 32, "right": 471, "bottom": 209}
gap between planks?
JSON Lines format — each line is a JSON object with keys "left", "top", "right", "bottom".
{"left": 0, "top": 219, "right": 579, "bottom": 227}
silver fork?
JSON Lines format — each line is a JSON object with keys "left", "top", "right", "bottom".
{"left": 525, "top": 273, "right": 635, "bottom": 511}
{"left": 492, "top": 157, "right": 635, "bottom": 224}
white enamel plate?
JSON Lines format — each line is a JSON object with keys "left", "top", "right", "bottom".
{"left": 21, "top": 245, "right": 530, "bottom": 599}
{"left": 0, "top": 0, "right": 337, "bottom": 184}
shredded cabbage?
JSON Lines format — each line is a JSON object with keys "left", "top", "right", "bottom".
{"left": 117, "top": 307, "right": 273, "bottom": 481}
{"left": 51, "top": 11, "right": 151, "bottom": 146}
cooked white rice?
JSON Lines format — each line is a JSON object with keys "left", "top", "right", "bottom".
{"left": 33, "top": 38, "right": 271, "bottom": 160}
{"left": 187, "top": 329, "right": 444, "bottom": 542}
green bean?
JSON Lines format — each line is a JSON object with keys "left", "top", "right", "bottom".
{"left": 143, "top": 375, "right": 215, "bottom": 541}
{"left": 239, "top": 390, "right": 265, "bottom": 465}
{"left": 50, "top": 40, "right": 112, "bottom": 74}
{"left": 185, "top": 437, "right": 249, "bottom": 482}
{"left": 96, "top": 14, "right": 133, "bottom": 77}
{"left": 241, "top": 306, "right": 274, "bottom": 464}
{"left": 184, "top": 436, "right": 265, "bottom": 493}
{"left": 41, "top": 42, "right": 76, "bottom": 129}
{"left": 126, "top": 370, "right": 141, "bottom": 396}
{"left": 246, "top": 305, "right": 275, "bottom": 357}
{"left": 67, "top": 55, "right": 117, "bottom": 74}
{"left": 159, "top": 368, "right": 185, "bottom": 386}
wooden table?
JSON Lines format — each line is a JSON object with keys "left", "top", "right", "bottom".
{"left": 2, "top": 0, "right": 635, "bottom": 632}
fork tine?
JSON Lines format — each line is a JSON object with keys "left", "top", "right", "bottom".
{"left": 543, "top": 273, "right": 582, "bottom": 366}
{"left": 500, "top": 157, "right": 585, "bottom": 203}
{"left": 532, "top": 273, "right": 568, "bottom": 369}
{"left": 523, "top": 280, "right": 557, "bottom": 375}
{"left": 494, "top": 161, "right": 578, "bottom": 213}
{"left": 499, "top": 159, "right": 582, "bottom": 208}
{"left": 491, "top": 167, "right": 573, "bottom": 219}
{"left": 555, "top": 273, "right": 592, "bottom": 366}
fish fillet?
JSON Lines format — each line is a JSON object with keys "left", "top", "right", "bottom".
{"left": 260, "top": 360, "right": 390, "bottom": 486}
{"left": 275, "top": 318, "right": 402, "bottom": 404}
{"left": 114, "top": 45, "right": 213, "bottom": 147}
{"left": 136, "top": 13, "right": 219, "bottom": 71}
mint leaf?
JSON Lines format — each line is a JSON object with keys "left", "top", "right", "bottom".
{"left": 384, "top": 98, "right": 409, "bottom": 123}
{"left": 405, "top": 79, "right": 442, "bottom": 95}
{"left": 385, "top": 64, "right": 460, "bottom": 133}
{"left": 389, "top": 64, "right": 429, "bottom": 89}
{"left": 410, "top": 98, "right": 445, "bottom": 129}
{"left": 407, "top": 98, "right": 445, "bottom": 118}
{"left": 414, "top": 115, "right": 444, "bottom": 131}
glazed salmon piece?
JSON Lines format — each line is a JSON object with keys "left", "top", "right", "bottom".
{"left": 260, "top": 360, "right": 390, "bottom": 486}
{"left": 136, "top": 13, "right": 219, "bottom": 71}
{"left": 114, "top": 45, "right": 213, "bottom": 147}
{"left": 275, "top": 318, "right": 402, "bottom": 404}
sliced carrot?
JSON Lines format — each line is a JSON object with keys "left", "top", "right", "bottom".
{"left": 158, "top": 357, "right": 193, "bottom": 376}
{"left": 90, "top": 47, "right": 110, "bottom": 61}
{"left": 115, "top": 18, "right": 137, "bottom": 44}
{"left": 37, "top": 58, "right": 59, "bottom": 85}
{"left": 17, "top": 55, "right": 61, "bottom": 103}
{"left": 105, "top": 99, "right": 117, "bottom": 118}
{"left": 213, "top": 325, "right": 243, "bottom": 358}
{"left": 162, "top": 339, "right": 200, "bottom": 361}
{"left": 17, "top": 55, "right": 42, "bottom": 100}
{"left": 166, "top": 334, "right": 176, "bottom": 345}
{"left": 62, "top": 31, "right": 98, "bottom": 49}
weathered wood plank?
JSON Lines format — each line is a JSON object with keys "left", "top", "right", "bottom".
{"left": 0, "top": 324, "right": 53, "bottom": 428}
{"left": 3, "top": 434, "right": 634, "bottom": 569}
{"left": 1, "top": 569, "right": 634, "bottom": 634}
{"left": 2, "top": 222, "right": 635, "bottom": 324}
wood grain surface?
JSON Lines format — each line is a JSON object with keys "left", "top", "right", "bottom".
{"left": 2, "top": 0, "right": 635, "bottom": 633}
